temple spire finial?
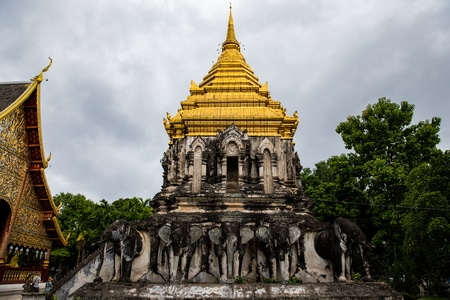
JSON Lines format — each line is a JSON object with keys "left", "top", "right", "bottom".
{"left": 222, "top": 3, "right": 240, "bottom": 52}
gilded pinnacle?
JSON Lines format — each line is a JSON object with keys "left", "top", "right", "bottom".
{"left": 222, "top": 5, "right": 240, "bottom": 51}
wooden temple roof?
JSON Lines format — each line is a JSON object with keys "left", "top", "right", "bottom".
{"left": 0, "top": 60, "right": 67, "bottom": 248}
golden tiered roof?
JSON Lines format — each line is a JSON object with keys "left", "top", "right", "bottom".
{"left": 164, "top": 7, "right": 299, "bottom": 141}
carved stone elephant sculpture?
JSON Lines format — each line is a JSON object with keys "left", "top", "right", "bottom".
{"left": 256, "top": 222, "right": 301, "bottom": 281}
{"left": 95, "top": 219, "right": 143, "bottom": 281}
{"left": 158, "top": 222, "right": 202, "bottom": 282}
{"left": 314, "top": 217, "right": 372, "bottom": 282}
{"left": 208, "top": 222, "right": 254, "bottom": 282}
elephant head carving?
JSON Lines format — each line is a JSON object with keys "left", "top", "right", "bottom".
{"left": 159, "top": 223, "right": 202, "bottom": 247}
{"left": 289, "top": 226, "right": 301, "bottom": 245}
{"left": 240, "top": 226, "right": 254, "bottom": 244}
{"left": 158, "top": 223, "right": 203, "bottom": 281}
{"left": 256, "top": 223, "right": 301, "bottom": 255}
{"left": 256, "top": 225, "right": 271, "bottom": 244}
{"left": 208, "top": 226, "right": 222, "bottom": 246}
{"left": 314, "top": 217, "right": 372, "bottom": 282}
{"left": 96, "top": 219, "right": 143, "bottom": 281}
{"left": 256, "top": 223, "right": 301, "bottom": 281}
{"left": 208, "top": 223, "right": 254, "bottom": 281}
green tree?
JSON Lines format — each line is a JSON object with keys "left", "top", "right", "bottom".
{"left": 334, "top": 98, "right": 441, "bottom": 288}
{"left": 109, "top": 197, "right": 153, "bottom": 222}
{"left": 50, "top": 193, "right": 152, "bottom": 275}
{"left": 302, "top": 155, "right": 364, "bottom": 223}
{"left": 402, "top": 150, "right": 450, "bottom": 295}
{"left": 51, "top": 193, "right": 99, "bottom": 274}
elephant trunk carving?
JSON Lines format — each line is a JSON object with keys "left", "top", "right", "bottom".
{"left": 225, "top": 234, "right": 238, "bottom": 279}
{"left": 92, "top": 217, "right": 372, "bottom": 284}
{"left": 256, "top": 223, "right": 301, "bottom": 281}
{"left": 314, "top": 217, "right": 373, "bottom": 282}
{"left": 95, "top": 220, "right": 143, "bottom": 282}
{"left": 158, "top": 222, "right": 202, "bottom": 282}
{"left": 208, "top": 222, "right": 254, "bottom": 282}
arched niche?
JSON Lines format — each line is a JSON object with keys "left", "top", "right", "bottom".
{"left": 257, "top": 137, "right": 275, "bottom": 154}
{"left": 190, "top": 138, "right": 206, "bottom": 193}
{"left": 218, "top": 126, "right": 245, "bottom": 193}
{"left": 225, "top": 142, "right": 239, "bottom": 192}
{"left": 258, "top": 138, "right": 275, "bottom": 194}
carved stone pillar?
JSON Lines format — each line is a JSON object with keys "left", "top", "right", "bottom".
{"left": 192, "top": 146, "right": 202, "bottom": 193}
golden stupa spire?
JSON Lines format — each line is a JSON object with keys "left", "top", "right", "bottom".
{"left": 222, "top": 4, "right": 240, "bottom": 52}
{"left": 163, "top": 5, "right": 299, "bottom": 141}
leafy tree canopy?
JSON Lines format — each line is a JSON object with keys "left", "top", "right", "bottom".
{"left": 50, "top": 193, "right": 152, "bottom": 275}
{"left": 303, "top": 98, "right": 447, "bottom": 294}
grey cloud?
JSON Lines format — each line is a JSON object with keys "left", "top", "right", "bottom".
{"left": 1, "top": 0, "right": 449, "bottom": 201}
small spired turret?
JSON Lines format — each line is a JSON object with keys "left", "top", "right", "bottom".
{"left": 154, "top": 6, "right": 306, "bottom": 213}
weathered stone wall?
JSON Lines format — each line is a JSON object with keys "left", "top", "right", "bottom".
{"left": 52, "top": 213, "right": 382, "bottom": 299}
{"left": 88, "top": 212, "right": 333, "bottom": 285}
{"left": 72, "top": 282, "right": 404, "bottom": 300}
{"left": 54, "top": 247, "right": 115, "bottom": 300}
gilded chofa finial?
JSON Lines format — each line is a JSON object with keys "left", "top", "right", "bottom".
{"left": 33, "top": 57, "right": 53, "bottom": 83}
{"left": 43, "top": 152, "right": 52, "bottom": 169}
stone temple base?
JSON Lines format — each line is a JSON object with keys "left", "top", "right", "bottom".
{"left": 72, "top": 282, "right": 403, "bottom": 300}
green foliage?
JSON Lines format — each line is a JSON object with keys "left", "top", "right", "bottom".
{"left": 50, "top": 247, "right": 71, "bottom": 258}
{"left": 288, "top": 276, "right": 302, "bottom": 284}
{"left": 304, "top": 98, "right": 447, "bottom": 295}
{"left": 234, "top": 276, "right": 247, "bottom": 284}
{"left": 351, "top": 272, "right": 365, "bottom": 282}
{"left": 302, "top": 155, "right": 365, "bottom": 223}
{"left": 50, "top": 193, "right": 152, "bottom": 275}
{"left": 262, "top": 277, "right": 280, "bottom": 283}
{"left": 334, "top": 98, "right": 442, "bottom": 278}
{"left": 402, "top": 151, "right": 450, "bottom": 296}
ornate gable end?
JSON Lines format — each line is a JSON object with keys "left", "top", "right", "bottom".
{"left": 189, "top": 136, "right": 206, "bottom": 152}
{"left": 218, "top": 124, "right": 247, "bottom": 153}
{"left": 258, "top": 137, "right": 275, "bottom": 154}
{"left": 0, "top": 60, "right": 67, "bottom": 281}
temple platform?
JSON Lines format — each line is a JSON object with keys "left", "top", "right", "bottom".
{"left": 72, "top": 282, "right": 403, "bottom": 300}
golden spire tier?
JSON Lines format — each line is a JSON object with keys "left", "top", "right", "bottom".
{"left": 164, "top": 7, "right": 299, "bottom": 141}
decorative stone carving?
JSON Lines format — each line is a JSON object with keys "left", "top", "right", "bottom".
{"left": 153, "top": 124, "right": 309, "bottom": 212}
{"left": 96, "top": 220, "right": 143, "bottom": 282}
{"left": 314, "top": 217, "right": 373, "bottom": 282}
{"left": 158, "top": 223, "right": 202, "bottom": 282}
{"left": 255, "top": 222, "right": 301, "bottom": 281}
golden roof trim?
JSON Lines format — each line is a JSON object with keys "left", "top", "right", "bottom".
{"left": 0, "top": 57, "right": 52, "bottom": 120}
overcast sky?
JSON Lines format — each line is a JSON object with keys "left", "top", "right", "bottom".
{"left": 1, "top": 0, "right": 449, "bottom": 202}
